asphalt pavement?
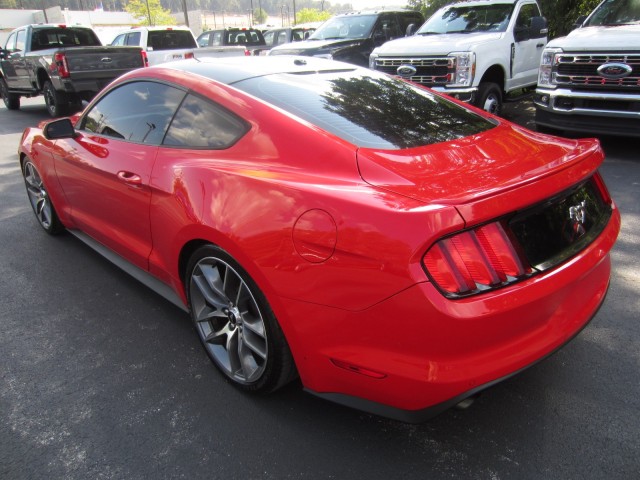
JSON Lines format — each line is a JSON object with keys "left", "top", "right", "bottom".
{"left": 1, "top": 97, "right": 639, "bottom": 480}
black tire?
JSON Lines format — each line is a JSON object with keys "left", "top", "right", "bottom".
{"left": 22, "top": 159, "right": 65, "bottom": 235}
{"left": 186, "top": 244, "right": 297, "bottom": 393}
{"left": 43, "top": 80, "right": 69, "bottom": 117}
{"left": 475, "top": 82, "right": 502, "bottom": 116}
{"left": 0, "top": 77, "right": 20, "bottom": 110}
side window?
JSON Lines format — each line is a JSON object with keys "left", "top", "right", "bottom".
{"left": 263, "top": 31, "right": 274, "bottom": 47}
{"left": 81, "top": 81, "right": 185, "bottom": 145}
{"left": 126, "top": 32, "right": 141, "bottom": 47}
{"left": 277, "top": 31, "right": 288, "bottom": 45}
{"left": 111, "top": 34, "right": 125, "bottom": 46}
{"left": 212, "top": 31, "right": 223, "bottom": 46}
{"left": 198, "top": 32, "right": 210, "bottom": 47}
{"left": 516, "top": 3, "right": 540, "bottom": 29}
{"left": 164, "top": 94, "right": 248, "bottom": 149}
{"left": 399, "top": 14, "right": 424, "bottom": 36}
{"left": 5, "top": 32, "right": 16, "bottom": 51}
{"left": 16, "top": 30, "right": 27, "bottom": 51}
{"left": 374, "top": 15, "right": 401, "bottom": 42}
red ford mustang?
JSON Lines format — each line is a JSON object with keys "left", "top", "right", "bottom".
{"left": 18, "top": 56, "right": 620, "bottom": 422}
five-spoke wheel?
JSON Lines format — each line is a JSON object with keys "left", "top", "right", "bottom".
{"left": 187, "top": 245, "right": 296, "bottom": 392}
{"left": 23, "top": 160, "right": 63, "bottom": 234}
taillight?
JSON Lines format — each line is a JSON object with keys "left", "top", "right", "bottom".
{"left": 423, "top": 221, "right": 532, "bottom": 298}
{"left": 185, "top": 52, "right": 194, "bottom": 59}
{"left": 244, "top": 49, "right": 251, "bottom": 56}
{"left": 53, "top": 53, "right": 70, "bottom": 78}
{"left": 140, "top": 50, "right": 149, "bottom": 67}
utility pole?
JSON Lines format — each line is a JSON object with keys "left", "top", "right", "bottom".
{"left": 182, "top": 0, "right": 189, "bottom": 27}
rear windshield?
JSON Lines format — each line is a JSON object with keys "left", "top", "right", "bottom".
{"left": 233, "top": 69, "right": 496, "bottom": 149}
{"left": 31, "top": 27, "right": 102, "bottom": 50}
{"left": 148, "top": 30, "right": 196, "bottom": 50}
{"left": 225, "top": 29, "right": 265, "bottom": 46}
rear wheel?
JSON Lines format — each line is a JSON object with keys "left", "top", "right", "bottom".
{"left": 0, "top": 77, "right": 20, "bottom": 110}
{"left": 22, "top": 160, "right": 64, "bottom": 235}
{"left": 186, "top": 245, "right": 297, "bottom": 393}
{"left": 476, "top": 82, "right": 502, "bottom": 116}
{"left": 43, "top": 81, "right": 69, "bottom": 117}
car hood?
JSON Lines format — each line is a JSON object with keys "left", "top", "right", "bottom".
{"left": 548, "top": 25, "right": 640, "bottom": 51}
{"left": 373, "top": 32, "right": 502, "bottom": 55}
{"left": 357, "top": 122, "right": 601, "bottom": 206}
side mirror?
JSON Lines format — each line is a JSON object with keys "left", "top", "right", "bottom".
{"left": 530, "top": 16, "right": 548, "bottom": 38}
{"left": 43, "top": 118, "right": 76, "bottom": 140}
{"left": 0, "top": 48, "right": 7, "bottom": 59}
{"left": 406, "top": 23, "right": 417, "bottom": 36}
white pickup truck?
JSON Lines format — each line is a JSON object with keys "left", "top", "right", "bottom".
{"left": 535, "top": 0, "right": 640, "bottom": 136}
{"left": 369, "top": 0, "right": 548, "bottom": 115}
{"left": 110, "top": 26, "right": 246, "bottom": 66}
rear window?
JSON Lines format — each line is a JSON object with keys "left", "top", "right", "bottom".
{"left": 148, "top": 30, "right": 196, "bottom": 50}
{"left": 234, "top": 69, "right": 496, "bottom": 149}
{"left": 225, "top": 29, "right": 265, "bottom": 46}
{"left": 31, "top": 27, "right": 102, "bottom": 50}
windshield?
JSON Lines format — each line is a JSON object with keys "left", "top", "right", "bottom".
{"left": 584, "top": 0, "right": 640, "bottom": 26}
{"left": 309, "top": 15, "right": 376, "bottom": 40}
{"left": 234, "top": 69, "right": 495, "bottom": 150}
{"left": 417, "top": 4, "right": 514, "bottom": 34}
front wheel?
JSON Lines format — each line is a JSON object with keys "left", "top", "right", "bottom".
{"left": 186, "top": 245, "right": 297, "bottom": 393}
{"left": 475, "top": 82, "right": 502, "bottom": 116}
{"left": 22, "top": 160, "right": 64, "bottom": 234}
{"left": 43, "top": 81, "right": 69, "bottom": 117}
{"left": 0, "top": 77, "right": 20, "bottom": 110}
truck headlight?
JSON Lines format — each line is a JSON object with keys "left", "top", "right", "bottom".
{"left": 538, "top": 47, "right": 562, "bottom": 88}
{"left": 369, "top": 52, "right": 378, "bottom": 69}
{"left": 448, "top": 52, "right": 475, "bottom": 87}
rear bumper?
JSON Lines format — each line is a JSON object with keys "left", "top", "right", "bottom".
{"left": 281, "top": 206, "right": 620, "bottom": 421}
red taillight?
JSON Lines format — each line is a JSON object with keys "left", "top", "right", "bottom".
{"left": 140, "top": 50, "right": 149, "bottom": 67}
{"left": 423, "top": 221, "right": 531, "bottom": 297}
{"left": 184, "top": 52, "right": 194, "bottom": 59}
{"left": 592, "top": 172, "right": 612, "bottom": 205}
{"left": 53, "top": 52, "right": 70, "bottom": 78}
{"left": 244, "top": 48, "right": 251, "bottom": 56}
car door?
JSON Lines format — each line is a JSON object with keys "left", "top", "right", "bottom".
{"left": 2, "top": 29, "right": 31, "bottom": 89}
{"left": 511, "top": 2, "right": 547, "bottom": 88}
{"left": 51, "top": 80, "right": 186, "bottom": 269}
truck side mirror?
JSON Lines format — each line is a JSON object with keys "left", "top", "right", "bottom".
{"left": 530, "top": 16, "right": 548, "bottom": 39}
{"left": 406, "top": 23, "right": 417, "bottom": 36}
{"left": 0, "top": 48, "right": 7, "bottom": 60}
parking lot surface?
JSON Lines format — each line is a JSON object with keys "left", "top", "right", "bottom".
{"left": 1, "top": 97, "right": 639, "bottom": 479}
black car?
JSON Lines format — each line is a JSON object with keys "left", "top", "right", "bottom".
{"left": 268, "top": 10, "right": 424, "bottom": 67}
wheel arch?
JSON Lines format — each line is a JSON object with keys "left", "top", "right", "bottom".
{"left": 36, "top": 68, "right": 51, "bottom": 91}
{"left": 479, "top": 64, "right": 506, "bottom": 93}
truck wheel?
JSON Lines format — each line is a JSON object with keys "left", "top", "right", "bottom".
{"left": 43, "top": 81, "right": 69, "bottom": 117}
{"left": 0, "top": 78, "right": 20, "bottom": 110}
{"left": 476, "top": 82, "right": 502, "bottom": 116}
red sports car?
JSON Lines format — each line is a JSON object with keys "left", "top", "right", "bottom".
{"left": 19, "top": 56, "right": 620, "bottom": 422}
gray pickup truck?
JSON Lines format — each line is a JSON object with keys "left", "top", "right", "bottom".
{"left": 0, "top": 24, "right": 146, "bottom": 117}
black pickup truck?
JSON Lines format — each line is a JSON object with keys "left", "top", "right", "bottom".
{"left": 0, "top": 24, "right": 146, "bottom": 117}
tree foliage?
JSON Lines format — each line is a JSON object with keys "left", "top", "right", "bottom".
{"left": 125, "top": 0, "right": 175, "bottom": 26}
{"left": 296, "top": 7, "right": 332, "bottom": 24}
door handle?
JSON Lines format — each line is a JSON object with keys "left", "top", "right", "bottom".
{"left": 117, "top": 171, "right": 142, "bottom": 186}
{"left": 536, "top": 43, "right": 545, "bottom": 48}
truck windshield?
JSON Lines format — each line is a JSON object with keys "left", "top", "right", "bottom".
{"left": 584, "top": 0, "right": 640, "bottom": 26}
{"left": 148, "top": 30, "right": 196, "bottom": 50}
{"left": 417, "top": 4, "right": 514, "bottom": 34}
{"left": 309, "top": 15, "right": 377, "bottom": 40}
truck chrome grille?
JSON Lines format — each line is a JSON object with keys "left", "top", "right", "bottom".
{"left": 555, "top": 53, "right": 640, "bottom": 90}
{"left": 374, "top": 57, "right": 454, "bottom": 86}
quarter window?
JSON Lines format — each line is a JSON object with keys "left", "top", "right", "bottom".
{"left": 163, "top": 94, "right": 248, "bottom": 149}
{"left": 81, "top": 81, "right": 185, "bottom": 144}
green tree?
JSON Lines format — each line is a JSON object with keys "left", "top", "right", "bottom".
{"left": 253, "top": 7, "right": 268, "bottom": 24}
{"left": 125, "top": 0, "right": 176, "bottom": 26}
{"left": 296, "top": 8, "right": 332, "bottom": 24}
{"left": 0, "top": 0, "right": 17, "bottom": 7}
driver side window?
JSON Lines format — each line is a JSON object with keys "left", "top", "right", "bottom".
{"left": 81, "top": 81, "right": 185, "bottom": 145}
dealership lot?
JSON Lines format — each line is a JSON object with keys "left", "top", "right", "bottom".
{"left": 1, "top": 97, "right": 638, "bottom": 479}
